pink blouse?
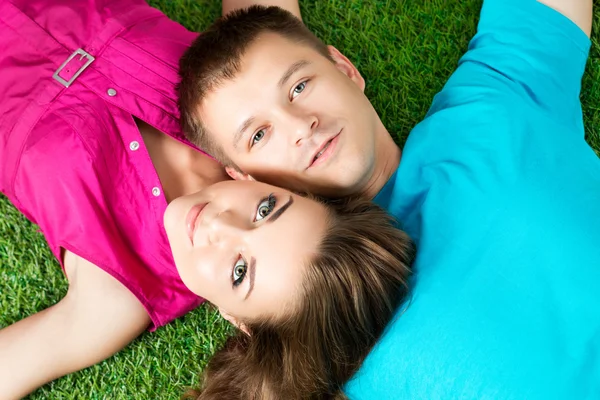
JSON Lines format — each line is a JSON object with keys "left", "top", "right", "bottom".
{"left": 0, "top": 0, "right": 206, "bottom": 329}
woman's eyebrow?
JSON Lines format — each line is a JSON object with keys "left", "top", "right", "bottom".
{"left": 266, "top": 196, "right": 294, "bottom": 224}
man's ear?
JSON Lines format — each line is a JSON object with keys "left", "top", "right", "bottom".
{"left": 219, "top": 308, "right": 251, "bottom": 336}
{"left": 327, "top": 45, "right": 366, "bottom": 92}
{"left": 225, "top": 166, "right": 255, "bottom": 181}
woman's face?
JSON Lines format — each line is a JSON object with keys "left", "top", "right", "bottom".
{"left": 164, "top": 180, "right": 329, "bottom": 322}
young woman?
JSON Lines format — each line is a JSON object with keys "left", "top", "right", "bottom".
{"left": 163, "top": 180, "right": 415, "bottom": 400}
{"left": 0, "top": 0, "right": 295, "bottom": 396}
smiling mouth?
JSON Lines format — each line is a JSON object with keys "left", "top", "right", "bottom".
{"left": 185, "top": 202, "right": 207, "bottom": 245}
{"left": 314, "top": 140, "right": 332, "bottom": 162}
{"left": 309, "top": 131, "right": 341, "bottom": 169}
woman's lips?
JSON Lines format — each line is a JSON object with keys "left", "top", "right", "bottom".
{"left": 185, "top": 202, "right": 207, "bottom": 245}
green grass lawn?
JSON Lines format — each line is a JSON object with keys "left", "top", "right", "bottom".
{"left": 1, "top": 0, "right": 600, "bottom": 398}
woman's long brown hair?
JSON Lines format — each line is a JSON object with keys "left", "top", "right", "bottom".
{"left": 184, "top": 197, "right": 415, "bottom": 399}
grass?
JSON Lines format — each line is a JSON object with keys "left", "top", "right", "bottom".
{"left": 1, "top": 0, "right": 599, "bottom": 398}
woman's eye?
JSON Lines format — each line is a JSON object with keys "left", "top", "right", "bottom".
{"left": 291, "top": 81, "right": 307, "bottom": 99}
{"left": 251, "top": 129, "right": 265, "bottom": 147}
{"left": 232, "top": 257, "right": 247, "bottom": 287}
{"left": 255, "top": 194, "right": 276, "bottom": 222}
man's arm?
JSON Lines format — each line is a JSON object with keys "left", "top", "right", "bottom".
{"left": 0, "top": 250, "right": 150, "bottom": 399}
{"left": 538, "top": 0, "right": 592, "bottom": 37}
{"left": 222, "top": 0, "right": 301, "bottom": 20}
{"left": 429, "top": 0, "right": 593, "bottom": 125}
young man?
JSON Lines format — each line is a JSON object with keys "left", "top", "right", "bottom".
{"left": 180, "top": 0, "right": 600, "bottom": 397}
{"left": 0, "top": 0, "right": 301, "bottom": 398}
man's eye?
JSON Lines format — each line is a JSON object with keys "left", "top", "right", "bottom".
{"left": 251, "top": 129, "right": 266, "bottom": 147}
{"left": 291, "top": 81, "right": 307, "bottom": 99}
{"left": 255, "top": 194, "right": 276, "bottom": 222}
{"left": 232, "top": 257, "right": 247, "bottom": 287}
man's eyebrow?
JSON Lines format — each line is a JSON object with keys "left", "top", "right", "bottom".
{"left": 233, "top": 116, "right": 256, "bottom": 149}
{"left": 267, "top": 196, "right": 294, "bottom": 224}
{"left": 278, "top": 60, "right": 311, "bottom": 88}
{"left": 244, "top": 256, "right": 256, "bottom": 300}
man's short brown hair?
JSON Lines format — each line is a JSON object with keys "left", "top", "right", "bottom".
{"left": 178, "top": 5, "right": 332, "bottom": 166}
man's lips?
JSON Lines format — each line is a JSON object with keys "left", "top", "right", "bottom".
{"left": 308, "top": 131, "right": 341, "bottom": 169}
{"left": 185, "top": 202, "right": 207, "bottom": 245}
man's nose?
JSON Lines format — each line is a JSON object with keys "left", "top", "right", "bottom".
{"left": 287, "top": 112, "right": 318, "bottom": 146}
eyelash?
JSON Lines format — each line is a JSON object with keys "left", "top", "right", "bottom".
{"left": 291, "top": 80, "right": 309, "bottom": 100}
{"left": 230, "top": 194, "right": 276, "bottom": 289}
{"left": 232, "top": 256, "right": 247, "bottom": 288}
{"left": 255, "top": 194, "right": 276, "bottom": 222}
{"left": 250, "top": 128, "right": 267, "bottom": 148}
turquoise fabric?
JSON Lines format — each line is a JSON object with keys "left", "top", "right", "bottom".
{"left": 346, "top": 0, "right": 600, "bottom": 398}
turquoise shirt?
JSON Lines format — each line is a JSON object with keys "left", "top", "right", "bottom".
{"left": 346, "top": 0, "right": 600, "bottom": 399}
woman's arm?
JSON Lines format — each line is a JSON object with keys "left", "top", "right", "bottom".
{"left": 0, "top": 250, "right": 150, "bottom": 399}
{"left": 222, "top": 0, "right": 302, "bottom": 20}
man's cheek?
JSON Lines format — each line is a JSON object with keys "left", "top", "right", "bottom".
{"left": 265, "top": 151, "right": 291, "bottom": 167}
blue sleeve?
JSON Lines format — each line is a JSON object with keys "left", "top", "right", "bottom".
{"left": 429, "top": 0, "right": 591, "bottom": 122}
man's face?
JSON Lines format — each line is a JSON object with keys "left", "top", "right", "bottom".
{"left": 199, "top": 33, "right": 381, "bottom": 197}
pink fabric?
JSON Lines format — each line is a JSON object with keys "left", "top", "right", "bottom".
{"left": 0, "top": 0, "right": 206, "bottom": 329}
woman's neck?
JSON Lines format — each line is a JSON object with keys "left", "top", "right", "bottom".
{"left": 135, "top": 117, "right": 230, "bottom": 203}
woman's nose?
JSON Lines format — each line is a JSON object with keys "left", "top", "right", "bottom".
{"left": 206, "top": 210, "right": 247, "bottom": 245}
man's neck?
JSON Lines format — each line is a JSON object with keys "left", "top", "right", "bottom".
{"left": 361, "top": 130, "right": 402, "bottom": 200}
